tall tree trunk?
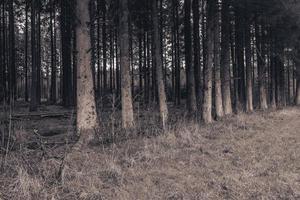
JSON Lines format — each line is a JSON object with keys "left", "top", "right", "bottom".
{"left": 202, "top": 0, "right": 214, "bottom": 123}
{"left": 30, "top": 0, "right": 37, "bottom": 111}
{"left": 75, "top": 0, "right": 99, "bottom": 146}
{"left": 0, "top": 1, "right": 3, "bottom": 102}
{"left": 8, "top": 0, "right": 16, "bottom": 101}
{"left": 138, "top": 32, "right": 143, "bottom": 95}
{"left": 153, "top": 0, "right": 168, "bottom": 128}
{"left": 24, "top": 0, "right": 29, "bottom": 102}
{"left": 96, "top": 0, "right": 101, "bottom": 96}
{"left": 294, "top": 45, "right": 300, "bottom": 105}
{"left": 119, "top": 0, "right": 134, "bottom": 129}
{"left": 172, "top": 0, "right": 181, "bottom": 105}
{"left": 184, "top": 0, "right": 197, "bottom": 113}
{"left": 192, "top": 0, "right": 202, "bottom": 110}
{"left": 102, "top": 0, "right": 107, "bottom": 91}
{"left": 50, "top": 0, "right": 56, "bottom": 104}
{"left": 36, "top": 1, "right": 41, "bottom": 104}
{"left": 213, "top": 0, "right": 224, "bottom": 118}
{"left": 270, "top": 34, "right": 277, "bottom": 108}
{"left": 220, "top": 0, "right": 232, "bottom": 115}
{"left": 245, "top": 15, "right": 253, "bottom": 112}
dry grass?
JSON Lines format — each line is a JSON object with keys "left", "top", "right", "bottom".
{"left": 0, "top": 106, "right": 299, "bottom": 200}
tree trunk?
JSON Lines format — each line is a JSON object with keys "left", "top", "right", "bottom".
{"left": 36, "top": 2, "right": 41, "bottom": 104}
{"left": 50, "top": 0, "right": 57, "bottom": 104}
{"left": 220, "top": 0, "right": 232, "bottom": 115}
{"left": 119, "top": 0, "right": 134, "bottom": 129}
{"left": 245, "top": 16, "right": 253, "bottom": 112}
{"left": 192, "top": 0, "right": 202, "bottom": 110}
{"left": 75, "top": 0, "right": 99, "bottom": 146}
{"left": 202, "top": 0, "right": 214, "bottom": 123}
{"left": 153, "top": 0, "right": 169, "bottom": 128}
{"left": 24, "top": 0, "right": 29, "bottom": 102}
{"left": 0, "top": 1, "right": 3, "bottom": 103}
{"left": 184, "top": 0, "right": 197, "bottom": 113}
{"left": 8, "top": 0, "right": 16, "bottom": 101}
{"left": 213, "top": 0, "right": 224, "bottom": 118}
{"left": 102, "top": 0, "right": 107, "bottom": 91}
{"left": 30, "top": 0, "right": 37, "bottom": 112}
{"left": 172, "top": 0, "right": 181, "bottom": 105}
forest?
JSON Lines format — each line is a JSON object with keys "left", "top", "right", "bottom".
{"left": 0, "top": 0, "right": 300, "bottom": 199}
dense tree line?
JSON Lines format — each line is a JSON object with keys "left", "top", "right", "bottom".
{"left": 0, "top": 0, "right": 300, "bottom": 145}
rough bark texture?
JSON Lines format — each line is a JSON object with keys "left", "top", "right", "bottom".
{"left": 153, "top": 0, "right": 168, "bottom": 128}
{"left": 203, "top": 0, "right": 214, "bottom": 123}
{"left": 75, "top": 0, "right": 99, "bottom": 145}
{"left": 220, "top": 0, "right": 232, "bottom": 115}
{"left": 119, "top": 0, "right": 135, "bottom": 129}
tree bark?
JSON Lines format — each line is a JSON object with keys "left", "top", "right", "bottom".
{"left": 50, "top": 0, "right": 57, "bottom": 104}
{"left": 214, "top": 0, "right": 224, "bottom": 118}
{"left": 245, "top": 15, "right": 253, "bottom": 112}
{"left": 153, "top": 0, "right": 169, "bottom": 128}
{"left": 202, "top": 0, "right": 214, "bottom": 123}
{"left": 119, "top": 0, "right": 135, "bottom": 129}
{"left": 220, "top": 0, "right": 232, "bottom": 115}
{"left": 30, "top": 0, "right": 37, "bottom": 111}
{"left": 102, "top": 0, "right": 107, "bottom": 91}
{"left": 24, "top": 0, "right": 29, "bottom": 102}
{"left": 75, "top": 0, "right": 99, "bottom": 146}
{"left": 8, "top": 0, "right": 16, "bottom": 101}
{"left": 192, "top": 0, "right": 202, "bottom": 110}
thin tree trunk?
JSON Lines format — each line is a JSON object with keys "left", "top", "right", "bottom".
{"left": 153, "top": 0, "right": 168, "bottom": 128}
{"left": 8, "top": 0, "right": 16, "bottom": 101}
{"left": 30, "top": 0, "right": 37, "bottom": 111}
{"left": 24, "top": 0, "right": 29, "bottom": 102}
{"left": 193, "top": 0, "right": 202, "bottom": 110}
{"left": 102, "top": 0, "right": 107, "bottom": 91}
{"left": 50, "top": 0, "right": 56, "bottom": 104}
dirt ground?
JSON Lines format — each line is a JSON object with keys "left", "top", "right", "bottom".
{"left": 0, "top": 106, "right": 299, "bottom": 200}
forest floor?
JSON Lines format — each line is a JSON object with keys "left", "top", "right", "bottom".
{"left": 0, "top": 105, "right": 299, "bottom": 200}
